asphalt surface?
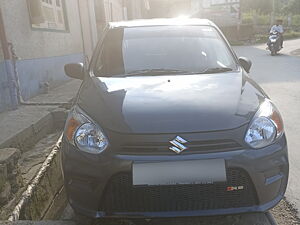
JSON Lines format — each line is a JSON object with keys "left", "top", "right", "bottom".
{"left": 233, "top": 39, "right": 300, "bottom": 216}
{"left": 61, "top": 203, "right": 274, "bottom": 225}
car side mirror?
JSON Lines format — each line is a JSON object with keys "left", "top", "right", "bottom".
{"left": 238, "top": 57, "right": 252, "bottom": 73}
{"left": 64, "top": 63, "right": 85, "bottom": 80}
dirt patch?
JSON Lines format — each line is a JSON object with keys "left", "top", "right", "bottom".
{"left": 272, "top": 199, "right": 300, "bottom": 225}
{"left": 0, "top": 132, "right": 61, "bottom": 220}
{"left": 290, "top": 49, "right": 300, "bottom": 56}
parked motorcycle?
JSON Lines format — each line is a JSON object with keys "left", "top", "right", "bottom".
{"left": 267, "top": 31, "right": 281, "bottom": 56}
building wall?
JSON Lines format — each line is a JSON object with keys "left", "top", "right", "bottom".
{"left": 104, "top": 0, "right": 125, "bottom": 22}
{"left": 147, "top": 0, "right": 192, "bottom": 18}
{"left": 78, "top": 0, "right": 98, "bottom": 60}
{"left": 0, "top": 60, "right": 12, "bottom": 112}
{"left": 0, "top": 0, "right": 85, "bottom": 101}
{"left": 0, "top": 42, "right": 3, "bottom": 61}
{"left": 0, "top": 12, "right": 12, "bottom": 112}
{"left": 129, "top": 0, "right": 149, "bottom": 19}
{"left": 95, "top": 0, "right": 148, "bottom": 37}
{"left": 0, "top": 0, "right": 145, "bottom": 112}
{"left": 0, "top": 0, "right": 83, "bottom": 59}
{"left": 102, "top": 0, "right": 147, "bottom": 22}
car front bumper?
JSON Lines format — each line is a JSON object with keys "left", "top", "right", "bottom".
{"left": 61, "top": 135, "right": 288, "bottom": 218}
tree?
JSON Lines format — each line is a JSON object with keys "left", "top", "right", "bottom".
{"left": 240, "top": 0, "right": 273, "bottom": 14}
{"left": 286, "top": 0, "right": 300, "bottom": 15}
{"left": 241, "top": 0, "right": 300, "bottom": 15}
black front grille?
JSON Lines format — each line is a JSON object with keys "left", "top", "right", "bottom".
{"left": 121, "top": 139, "right": 242, "bottom": 155}
{"left": 99, "top": 168, "right": 258, "bottom": 213}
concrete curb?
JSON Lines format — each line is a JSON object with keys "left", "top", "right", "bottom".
{"left": 0, "top": 109, "right": 67, "bottom": 153}
{"left": 8, "top": 137, "right": 66, "bottom": 221}
{"left": 0, "top": 113, "right": 53, "bottom": 152}
{"left": 0, "top": 221, "right": 75, "bottom": 225}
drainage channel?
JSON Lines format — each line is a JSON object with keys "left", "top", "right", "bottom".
{"left": 7, "top": 135, "right": 66, "bottom": 221}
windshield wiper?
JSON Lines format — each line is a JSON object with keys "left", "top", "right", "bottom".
{"left": 200, "top": 67, "right": 233, "bottom": 74}
{"left": 112, "top": 67, "right": 233, "bottom": 77}
{"left": 116, "top": 69, "right": 193, "bottom": 77}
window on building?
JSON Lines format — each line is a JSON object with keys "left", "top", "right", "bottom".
{"left": 27, "top": 0, "right": 68, "bottom": 31}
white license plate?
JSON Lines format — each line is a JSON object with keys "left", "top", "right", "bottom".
{"left": 133, "top": 159, "right": 226, "bottom": 186}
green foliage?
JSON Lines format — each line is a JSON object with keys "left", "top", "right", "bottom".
{"left": 242, "top": 10, "right": 300, "bottom": 27}
{"left": 254, "top": 34, "right": 267, "bottom": 44}
{"left": 254, "top": 30, "right": 300, "bottom": 44}
{"left": 242, "top": 11, "right": 271, "bottom": 25}
{"left": 284, "top": 31, "right": 300, "bottom": 39}
{"left": 242, "top": 13, "right": 254, "bottom": 24}
{"left": 256, "top": 14, "right": 271, "bottom": 25}
{"left": 241, "top": 0, "right": 300, "bottom": 16}
{"left": 240, "top": 0, "right": 273, "bottom": 14}
{"left": 292, "top": 15, "right": 300, "bottom": 27}
{"left": 286, "top": 0, "right": 300, "bottom": 15}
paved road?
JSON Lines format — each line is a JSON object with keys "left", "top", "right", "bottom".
{"left": 233, "top": 39, "right": 300, "bottom": 215}
{"left": 61, "top": 204, "right": 276, "bottom": 225}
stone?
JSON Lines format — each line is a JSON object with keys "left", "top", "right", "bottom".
{"left": 0, "top": 182, "right": 11, "bottom": 205}
{"left": 0, "top": 221, "right": 76, "bottom": 225}
{"left": 0, "top": 148, "right": 21, "bottom": 173}
{"left": 0, "top": 148, "right": 23, "bottom": 202}
{"left": 0, "top": 164, "right": 8, "bottom": 192}
{"left": 8, "top": 169, "right": 23, "bottom": 194}
{"left": 0, "top": 148, "right": 21, "bottom": 163}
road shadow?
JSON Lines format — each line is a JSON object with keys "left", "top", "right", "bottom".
{"left": 62, "top": 198, "right": 275, "bottom": 225}
{"left": 90, "top": 213, "right": 273, "bottom": 225}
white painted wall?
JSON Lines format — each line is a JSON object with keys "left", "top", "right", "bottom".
{"left": 0, "top": 42, "right": 3, "bottom": 61}
{"left": 203, "top": 0, "right": 240, "bottom": 8}
{"left": 103, "top": 0, "right": 126, "bottom": 22}
{"left": 0, "top": 0, "right": 84, "bottom": 60}
{"left": 78, "top": 0, "right": 98, "bottom": 60}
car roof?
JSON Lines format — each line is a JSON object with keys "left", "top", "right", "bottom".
{"left": 108, "top": 18, "right": 216, "bottom": 29}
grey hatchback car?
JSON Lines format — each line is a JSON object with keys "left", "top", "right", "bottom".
{"left": 62, "top": 19, "right": 289, "bottom": 219}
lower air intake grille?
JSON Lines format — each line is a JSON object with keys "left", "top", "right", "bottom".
{"left": 99, "top": 168, "right": 258, "bottom": 212}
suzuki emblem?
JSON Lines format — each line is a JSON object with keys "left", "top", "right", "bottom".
{"left": 169, "top": 136, "right": 188, "bottom": 154}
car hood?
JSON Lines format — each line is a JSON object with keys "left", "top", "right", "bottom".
{"left": 78, "top": 72, "right": 267, "bottom": 134}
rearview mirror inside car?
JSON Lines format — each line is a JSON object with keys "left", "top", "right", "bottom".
{"left": 64, "top": 63, "right": 85, "bottom": 80}
{"left": 238, "top": 57, "right": 252, "bottom": 73}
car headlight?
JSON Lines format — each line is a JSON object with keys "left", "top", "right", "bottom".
{"left": 245, "top": 100, "right": 284, "bottom": 149}
{"left": 64, "top": 106, "right": 109, "bottom": 154}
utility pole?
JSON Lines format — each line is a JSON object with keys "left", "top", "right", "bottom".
{"left": 271, "top": 0, "right": 275, "bottom": 25}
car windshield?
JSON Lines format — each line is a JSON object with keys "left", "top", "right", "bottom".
{"left": 94, "top": 25, "right": 238, "bottom": 77}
